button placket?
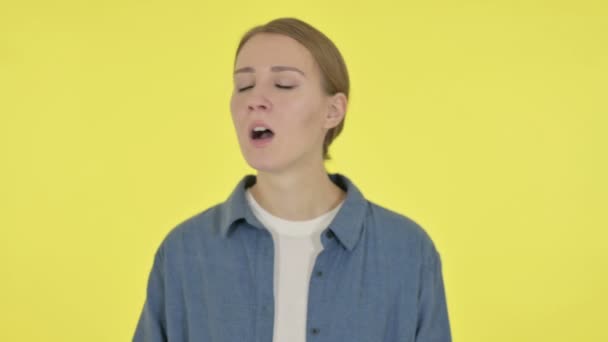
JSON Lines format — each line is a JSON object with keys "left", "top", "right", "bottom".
{"left": 256, "top": 230, "right": 275, "bottom": 342}
{"left": 307, "top": 242, "right": 332, "bottom": 340}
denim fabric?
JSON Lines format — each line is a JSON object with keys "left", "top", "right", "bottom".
{"left": 133, "top": 173, "right": 452, "bottom": 342}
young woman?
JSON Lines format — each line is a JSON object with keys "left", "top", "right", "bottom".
{"left": 134, "top": 17, "right": 452, "bottom": 342}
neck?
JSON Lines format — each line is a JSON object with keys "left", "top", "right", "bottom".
{"left": 248, "top": 166, "right": 346, "bottom": 221}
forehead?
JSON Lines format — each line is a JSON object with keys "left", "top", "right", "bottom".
{"left": 235, "top": 33, "right": 316, "bottom": 74}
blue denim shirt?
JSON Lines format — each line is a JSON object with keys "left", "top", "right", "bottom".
{"left": 133, "top": 173, "right": 451, "bottom": 342}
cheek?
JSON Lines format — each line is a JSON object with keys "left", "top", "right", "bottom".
{"left": 284, "top": 102, "right": 325, "bottom": 138}
{"left": 282, "top": 92, "right": 322, "bottom": 118}
{"left": 294, "top": 96, "right": 324, "bottom": 125}
{"left": 229, "top": 95, "right": 238, "bottom": 114}
{"left": 230, "top": 96, "right": 244, "bottom": 120}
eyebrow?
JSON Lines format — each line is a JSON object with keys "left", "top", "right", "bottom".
{"left": 233, "top": 65, "right": 306, "bottom": 77}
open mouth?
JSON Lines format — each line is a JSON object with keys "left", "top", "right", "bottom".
{"left": 251, "top": 127, "right": 275, "bottom": 140}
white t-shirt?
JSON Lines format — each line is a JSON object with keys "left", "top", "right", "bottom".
{"left": 245, "top": 188, "right": 344, "bottom": 342}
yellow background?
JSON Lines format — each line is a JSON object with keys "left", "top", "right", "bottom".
{"left": 1, "top": 1, "right": 606, "bottom": 341}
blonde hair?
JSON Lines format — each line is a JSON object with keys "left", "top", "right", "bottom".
{"left": 234, "top": 17, "right": 350, "bottom": 161}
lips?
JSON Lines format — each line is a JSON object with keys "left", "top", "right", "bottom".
{"left": 248, "top": 120, "right": 275, "bottom": 140}
{"left": 248, "top": 120, "right": 274, "bottom": 134}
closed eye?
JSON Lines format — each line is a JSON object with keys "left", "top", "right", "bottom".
{"left": 237, "top": 84, "right": 296, "bottom": 92}
{"left": 237, "top": 85, "right": 253, "bottom": 92}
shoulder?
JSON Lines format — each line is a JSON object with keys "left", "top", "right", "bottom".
{"left": 366, "top": 200, "right": 440, "bottom": 265}
{"left": 155, "top": 202, "right": 225, "bottom": 256}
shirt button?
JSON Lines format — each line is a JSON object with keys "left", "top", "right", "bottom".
{"left": 315, "top": 270, "right": 323, "bottom": 277}
{"left": 311, "top": 327, "right": 320, "bottom": 335}
{"left": 325, "top": 230, "right": 334, "bottom": 239}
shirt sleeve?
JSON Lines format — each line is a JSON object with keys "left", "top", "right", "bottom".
{"left": 133, "top": 244, "right": 167, "bottom": 342}
{"left": 415, "top": 250, "right": 452, "bottom": 342}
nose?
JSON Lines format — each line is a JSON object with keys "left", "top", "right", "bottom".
{"left": 247, "top": 89, "right": 272, "bottom": 113}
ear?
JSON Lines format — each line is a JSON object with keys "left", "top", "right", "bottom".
{"left": 323, "top": 92, "right": 347, "bottom": 129}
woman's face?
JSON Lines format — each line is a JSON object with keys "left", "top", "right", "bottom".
{"left": 230, "top": 33, "right": 336, "bottom": 173}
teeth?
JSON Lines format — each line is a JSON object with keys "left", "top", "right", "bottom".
{"left": 253, "top": 126, "right": 268, "bottom": 132}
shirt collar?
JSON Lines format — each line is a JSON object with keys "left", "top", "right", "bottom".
{"left": 218, "top": 172, "right": 368, "bottom": 251}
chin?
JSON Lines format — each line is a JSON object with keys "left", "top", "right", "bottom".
{"left": 245, "top": 152, "right": 303, "bottom": 175}
{"left": 244, "top": 154, "right": 280, "bottom": 173}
